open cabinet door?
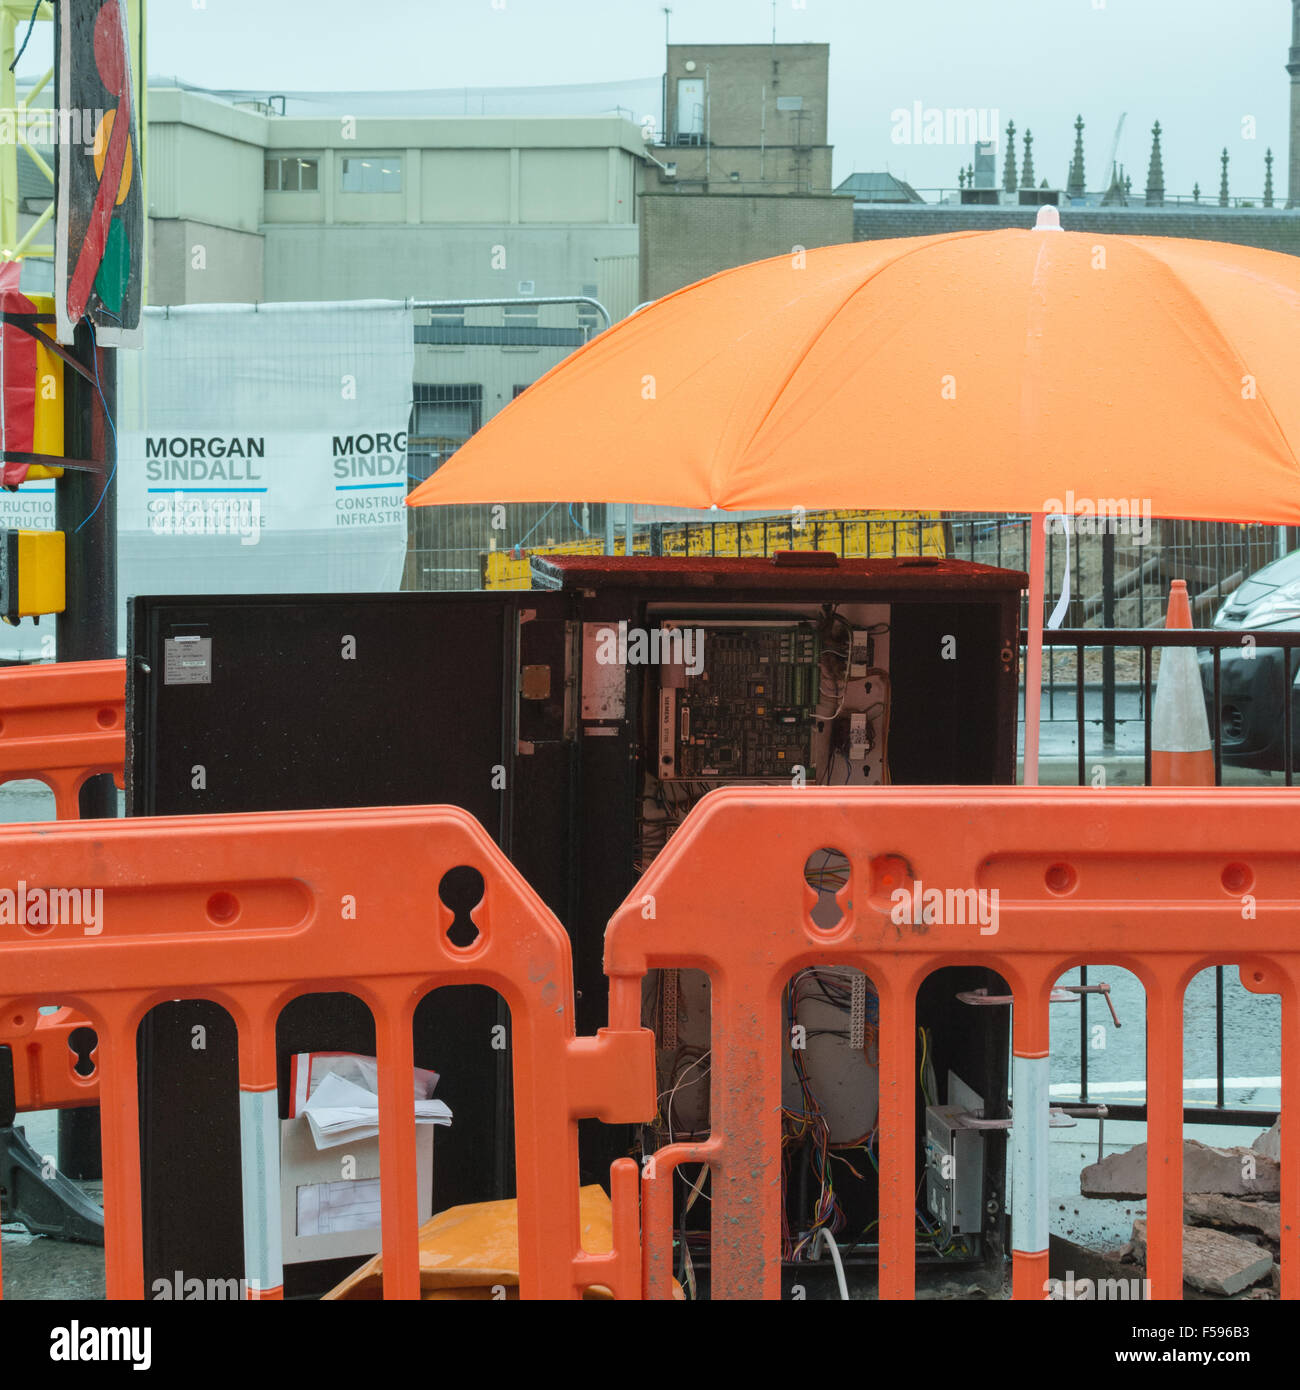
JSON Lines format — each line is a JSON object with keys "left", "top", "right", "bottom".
{"left": 127, "top": 588, "right": 576, "bottom": 1297}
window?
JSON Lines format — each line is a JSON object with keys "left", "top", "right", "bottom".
{"left": 264, "top": 155, "right": 319, "bottom": 191}
{"left": 340, "top": 155, "right": 403, "bottom": 194}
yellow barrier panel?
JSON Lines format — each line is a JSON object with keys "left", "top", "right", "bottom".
{"left": 483, "top": 510, "right": 947, "bottom": 590}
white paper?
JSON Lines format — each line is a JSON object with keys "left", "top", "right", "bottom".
{"left": 296, "top": 1177, "right": 383, "bottom": 1236}
{"left": 301, "top": 1070, "right": 452, "bottom": 1150}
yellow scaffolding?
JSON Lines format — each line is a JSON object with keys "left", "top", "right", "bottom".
{"left": 1, "top": 0, "right": 56, "bottom": 263}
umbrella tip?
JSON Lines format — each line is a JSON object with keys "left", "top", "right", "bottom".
{"left": 1034, "top": 205, "right": 1063, "bottom": 232}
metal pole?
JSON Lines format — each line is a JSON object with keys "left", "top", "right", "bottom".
{"left": 1102, "top": 528, "right": 1116, "bottom": 749}
{"left": 410, "top": 295, "right": 612, "bottom": 335}
{"left": 1023, "top": 515, "right": 1046, "bottom": 785}
{"left": 54, "top": 319, "right": 117, "bottom": 1180}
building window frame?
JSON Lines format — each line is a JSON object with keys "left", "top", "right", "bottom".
{"left": 264, "top": 154, "right": 321, "bottom": 192}
{"left": 340, "top": 153, "right": 404, "bottom": 194}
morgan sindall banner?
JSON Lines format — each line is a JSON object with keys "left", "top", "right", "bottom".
{"left": 0, "top": 300, "right": 414, "bottom": 660}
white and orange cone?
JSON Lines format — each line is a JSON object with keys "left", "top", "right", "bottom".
{"left": 1150, "top": 580, "right": 1215, "bottom": 786}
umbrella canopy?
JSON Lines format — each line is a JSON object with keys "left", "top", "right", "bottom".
{"left": 408, "top": 223, "right": 1300, "bottom": 523}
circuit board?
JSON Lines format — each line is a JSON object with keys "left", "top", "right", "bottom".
{"left": 658, "top": 622, "right": 820, "bottom": 780}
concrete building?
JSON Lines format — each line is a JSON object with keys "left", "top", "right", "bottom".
{"left": 638, "top": 42, "right": 849, "bottom": 301}
{"left": 639, "top": 192, "right": 851, "bottom": 302}
{"left": 654, "top": 42, "right": 832, "bottom": 195}
{"left": 145, "top": 85, "right": 644, "bottom": 319}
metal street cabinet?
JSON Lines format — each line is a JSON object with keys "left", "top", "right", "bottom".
{"left": 128, "top": 551, "right": 1026, "bottom": 1296}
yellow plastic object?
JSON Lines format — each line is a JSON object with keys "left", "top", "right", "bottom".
{"left": 324, "top": 1183, "right": 677, "bottom": 1300}
{"left": 0, "top": 528, "right": 65, "bottom": 623}
{"left": 28, "top": 293, "right": 64, "bottom": 466}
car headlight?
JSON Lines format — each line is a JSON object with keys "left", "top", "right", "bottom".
{"left": 1240, "top": 579, "right": 1300, "bottom": 626}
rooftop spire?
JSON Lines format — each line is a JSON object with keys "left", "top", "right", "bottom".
{"left": 1021, "top": 128, "right": 1035, "bottom": 188}
{"left": 1003, "top": 120, "right": 1018, "bottom": 192}
{"left": 1145, "top": 120, "right": 1164, "bottom": 206}
{"left": 1264, "top": 148, "right": 1275, "bottom": 207}
{"left": 1219, "top": 146, "right": 1230, "bottom": 206}
{"left": 1067, "top": 114, "right": 1086, "bottom": 198}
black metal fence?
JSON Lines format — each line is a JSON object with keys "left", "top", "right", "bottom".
{"left": 1030, "top": 625, "right": 1293, "bottom": 1130}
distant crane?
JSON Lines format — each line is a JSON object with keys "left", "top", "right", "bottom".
{"left": 1104, "top": 112, "right": 1128, "bottom": 190}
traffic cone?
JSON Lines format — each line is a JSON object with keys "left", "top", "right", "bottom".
{"left": 1150, "top": 580, "right": 1215, "bottom": 785}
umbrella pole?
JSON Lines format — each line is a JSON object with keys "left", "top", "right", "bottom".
{"left": 1022, "top": 514, "right": 1046, "bottom": 787}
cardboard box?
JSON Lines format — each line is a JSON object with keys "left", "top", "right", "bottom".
{"left": 279, "top": 1117, "right": 435, "bottom": 1265}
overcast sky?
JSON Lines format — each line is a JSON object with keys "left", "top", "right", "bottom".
{"left": 19, "top": 0, "right": 1296, "bottom": 197}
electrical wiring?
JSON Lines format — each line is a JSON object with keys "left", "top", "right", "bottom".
{"left": 781, "top": 967, "right": 883, "bottom": 1259}
{"left": 75, "top": 319, "right": 119, "bottom": 534}
{"left": 807, "top": 1227, "right": 849, "bottom": 1301}
{"left": 8, "top": 1, "right": 42, "bottom": 73}
{"left": 659, "top": 1049, "right": 710, "bottom": 1143}
{"left": 804, "top": 849, "right": 850, "bottom": 892}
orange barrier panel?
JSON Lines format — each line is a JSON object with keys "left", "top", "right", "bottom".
{"left": 0, "top": 659, "right": 125, "bottom": 1112}
{"left": 604, "top": 786, "right": 1299, "bottom": 1302}
{"left": 0, "top": 804, "right": 655, "bottom": 1300}
{"left": 0, "top": 658, "right": 125, "bottom": 819}
{"left": 6, "top": 1007, "right": 99, "bottom": 1112}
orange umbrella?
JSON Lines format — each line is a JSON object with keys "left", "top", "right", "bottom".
{"left": 408, "top": 211, "right": 1300, "bottom": 777}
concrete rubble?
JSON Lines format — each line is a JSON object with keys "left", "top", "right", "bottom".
{"left": 1081, "top": 1138, "right": 1279, "bottom": 1199}
{"left": 1184, "top": 1192, "right": 1281, "bottom": 1243}
{"left": 1129, "top": 1219, "right": 1274, "bottom": 1297}
{"left": 1081, "top": 1118, "right": 1282, "bottom": 1299}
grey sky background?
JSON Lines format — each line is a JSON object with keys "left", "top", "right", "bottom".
{"left": 18, "top": 0, "right": 1295, "bottom": 197}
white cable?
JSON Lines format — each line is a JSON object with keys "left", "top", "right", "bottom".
{"left": 807, "top": 1227, "right": 850, "bottom": 1301}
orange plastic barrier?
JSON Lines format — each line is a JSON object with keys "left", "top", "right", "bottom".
{"left": 0, "top": 804, "right": 655, "bottom": 1300}
{"left": 0, "top": 658, "right": 125, "bottom": 818}
{"left": 0, "top": 660, "right": 124, "bottom": 1112}
{"left": 6, "top": 1007, "right": 99, "bottom": 1112}
{"left": 604, "top": 786, "right": 1300, "bottom": 1302}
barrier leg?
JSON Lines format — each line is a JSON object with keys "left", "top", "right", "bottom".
{"left": 877, "top": 968, "right": 916, "bottom": 1300}
{"left": 238, "top": 1088, "right": 283, "bottom": 1300}
{"left": 1011, "top": 967, "right": 1052, "bottom": 1300}
{"left": 1010, "top": 1053, "right": 1050, "bottom": 1298}
{"left": 1145, "top": 964, "right": 1186, "bottom": 1300}
{"left": 708, "top": 965, "right": 781, "bottom": 1299}
{"left": 375, "top": 999, "right": 421, "bottom": 1301}
{"left": 96, "top": 1005, "right": 145, "bottom": 1300}
{"left": 1282, "top": 968, "right": 1299, "bottom": 1301}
